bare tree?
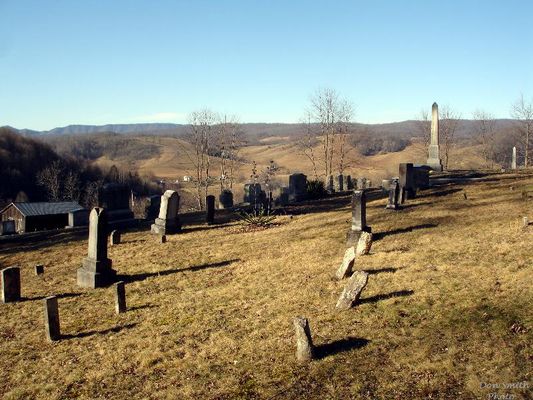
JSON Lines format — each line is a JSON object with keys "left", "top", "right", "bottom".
{"left": 216, "top": 115, "right": 243, "bottom": 191}
{"left": 335, "top": 99, "right": 354, "bottom": 175}
{"left": 440, "top": 105, "right": 461, "bottom": 170}
{"left": 297, "top": 113, "right": 319, "bottom": 180}
{"left": 511, "top": 94, "right": 533, "bottom": 167}
{"left": 472, "top": 110, "right": 497, "bottom": 168}
{"left": 414, "top": 108, "right": 431, "bottom": 147}
{"left": 63, "top": 170, "right": 81, "bottom": 201}
{"left": 36, "top": 160, "right": 63, "bottom": 201}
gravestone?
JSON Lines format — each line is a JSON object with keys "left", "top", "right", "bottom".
{"left": 219, "top": 190, "right": 234, "bottom": 209}
{"left": 336, "top": 271, "right": 369, "bottom": 310}
{"left": 98, "top": 183, "right": 135, "bottom": 227}
{"left": 366, "top": 179, "right": 372, "bottom": 189}
{"left": 386, "top": 180, "right": 401, "bottom": 210}
{"left": 427, "top": 102, "right": 443, "bottom": 171}
{"left": 355, "top": 231, "right": 373, "bottom": 255}
{"left": 115, "top": 281, "right": 126, "bottom": 314}
{"left": 413, "top": 165, "right": 430, "bottom": 189}
{"left": 512, "top": 146, "right": 517, "bottom": 170}
{"left": 277, "top": 187, "right": 290, "bottom": 206}
{"left": 110, "top": 230, "right": 121, "bottom": 246}
{"left": 356, "top": 177, "right": 365, "bottom": 190}
{"left": 206, "top": 195, "right": 215, "bottom": 224}
{"left": 523, "top": 217, "right": 529, "bottom": 228}
{"left": 145, "top": 195, "right": 161, "bottom": 220}
{"left": 346, "top": 190, "right": 372, "bottom": 246}
{"left": 399, "top": 163, "right": 416, "bottom": 199}
{"left": 336, "top": 247, "right": 356, "bottom": 280}
{"left": 293, "top": 317, "right": 314, "bottom": 362}
{"left": 345, "top": 175, "right": 354, "bottom": 190}
{"left": 326, "top": 175, "right": 334, "bottom": 193}
{"left": 151, "top": 190, "right": 181, "bottom": 235}
{"left": 382, "top": 179, "right": 392, "bottom": 192}
{"left": 44, "top": 296, "right": 60, "bottom": 341}
{"left": 399, "top": 186, "right": 407, "bottom": 205}
{"left": 77, "top": 208, "right": 117, "bottom": 288}
{"left": 1, "top": 267, "right": 21, "bottom": 303}
{"left": 289, "top": 173, "right": 307, "bottom": 202}
{"left": 35, "top": 265, "right": 44, "bottom": 275}
{"left": 336, "top": 174, "right": 344, "bottom": 192}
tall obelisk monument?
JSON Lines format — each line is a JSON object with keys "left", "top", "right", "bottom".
{"left": 427, "top": 102, "right": 443, "bottom": 172}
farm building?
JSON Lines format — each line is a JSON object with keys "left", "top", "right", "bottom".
{"left": 0, "top": 202, "right": 88, "bottom": 235}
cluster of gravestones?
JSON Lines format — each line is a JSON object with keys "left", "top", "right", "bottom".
{"left": 0, "top": 263, "right": 127, "bottom": 341}
{"left": 382, "top": 163, "right": 430, "bottom": 211}
{"left": 326, "top": 175, "right": 372, "bottom": 194}
{"left": 243, "top": 173, "right": 308, "bottom": 208}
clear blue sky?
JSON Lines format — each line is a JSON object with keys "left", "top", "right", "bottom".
{"left": 1, "top": 0, "right": 532, "bottom": 130}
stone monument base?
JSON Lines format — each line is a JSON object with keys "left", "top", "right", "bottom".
{"left": 77, "top": 258, "right": 116, "bottom": 288}
{"left": 346, "top": 227, "right": 372, "bottom": 247}
{"left": 151, "top": 218, "right": 181, "bottom": 235}
{"left": 386, "top": 203, "right": 400, "bottom": 210}
{"left": 427, "top": 159, "right": 443, "bottom": 172}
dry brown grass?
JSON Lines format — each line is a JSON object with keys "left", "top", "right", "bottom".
{"left": 0, "top": 172, "right": 531, "bottom": 399}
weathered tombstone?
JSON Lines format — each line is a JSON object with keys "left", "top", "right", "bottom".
{"left": 336, "top": 271, "right": 369, "bottom": 310}
{"left": 44, "top": 296, "right": 60, "bottom": 341}
{"left": 336, "top": 247, "right": 356, "bottom": 280}
{"left": 366, "top": 179, "right": 372, "bottom": 189}
{"left": 1, "top": 267, "right": 21, "bottom": 303}
{"left": 115, "top": 281, "right": 126, "bottom": 314}
{"left": 293, "top": 317, "right": 314, "bottom": 362}
{"left": 523, "top": 217, "right": 529, "bottom": 228}
{"left": 413, "top": 165, "right": 430, "bottom": 189}
{"left": 206, "top": 195, "right": 215, "bottom": 224}
{"left": 289, "top": 173, "right": 307, "bottom": 202}
{"left": 399, "top": 163, "right": 415, "bottom": 199}
{"left": 346, "top": 175, "right": 354, "bottom": 190}
{"left": 98, "top": 183, "right": 135, "bottom": 227}
{"left": 326, "top": 175, "right": 334, "bottom": 193}
{"left": 110, "top": 230, "right": 121, "bottom": 246}
{"left": 277, "top": 187, "right": 290, "bottom": 206}
{"left": 512, "top": 146, "right": 517, "bottom": 170}
{"left": 77, "top": 208, "right": 117, "bottom": 288}
{"left": 386, "top": 180, "right": 401, "bottom": 210}
{"left": 151, "top": 190, "right": 181, "bottom": 235}
{"left": 159, "top": 234, "right": 167, "bottom": 244}
{"left": 356, "top": 177, "right": 364, "bottom": 190}
{"left": 427, "top": 102, "right": 443, "bottom": 171}
{"left": 355, "top": 231, "right": 373, "bottom": 255}
{"left": 336, "top": 174, "right": 344, "bottom": 192}
{"left": 145, "top": 195, "right": 161, "bottom": 220}
{"left": 346, "top": 190, "right": 372, "bottom": 246}
{"left": 35, "top": 264, "right": 44, "bottom": 275}
{"left": 219, "top": 190, "right": 234, "bottom": 209}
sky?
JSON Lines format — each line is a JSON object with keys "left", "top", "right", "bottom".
{"left": 1, "top": 0, "right": 532, "bottom": 130}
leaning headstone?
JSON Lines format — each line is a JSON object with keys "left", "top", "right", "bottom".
{"left": 151, "top": 190, "right": 181, "bottom": 235}
{"left": 219, "top": 190, "right": 234, "bottom": 209}
{"left": 336, "top": 174, "right": 344, "bottom": 192}
{"left": 1, "top": 267, "right": 21, "bottom": 303}
{"left": 110, "top": 230, "right": 121, "bottom": 246}
{"left": 355, "top": 231, "right": 373, "bottom": 256}
{"left": 289, "top": 173, "right": 307, "bottom": 202}
{"left": 35, "top": 264, "right": 44, "bottom": 276}
{"left": 386, "top": 180, "right": 401, "bottom": 210}
{"left": 399, "top": 163, "right": 415, "bottom": 199}
{"left": 336, "top": 271, "right": 369, "bottom": 310}
{"left": 336, "top": 247, "right": 356, "bottom": 280}
{"left": 427, "top": 102, "right": 443, "bottom": 171}
{"left": 346, "top": 190, "right": 372, "bottom": 246}
{"left": 115, "top": 281, "right": 126, "bottom": 314}
{"left": 293, "top": 317, "right": 314, "bottom": 362}
{"left": 206, "top": 195, "right": 215, "bottom": 224}
{"left": 512, "top": 146, "right": 517, "bottom": 170}
{"left": 77, "top": 208, "right": 116, "bottom": 288}
{"left": 44, "top": 296, "right": 60, "bottom": 341}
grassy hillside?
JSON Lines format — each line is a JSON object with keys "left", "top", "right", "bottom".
{"left": 0, "top": 171, "right": 531, "bottom": 399}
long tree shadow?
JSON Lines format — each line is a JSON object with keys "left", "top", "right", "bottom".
{"left": 363, "top": 267, "right": 399, "bottom": 275}
{"left": 314, "top": 337, "right": 370, "bottom": 359}
{"left": 62, "top": 323, "right": 137, "bottom": 340}
{"left": 416, "top": 188, "right": 463, "bottom": 198}
{"left": 373, "top": 224, "right": 438, "bottom": 241}
{"left": 358, "top": 290, "right": 414, "bottom": 305}
{"left": 118, "top": 259, "right": 240, "bottom": 283}
{"left": 21, "top": 292, "right": 82, "bottom": 302}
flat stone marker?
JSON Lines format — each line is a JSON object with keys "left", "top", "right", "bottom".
{"left": 35, "top": 264, "right": 44, "bottom": 276}
{"left": 110, "top": 230, "right": 121, "bottom": 246}
{"left": 115, "top": 281, "right": 126, "bottom": 314}
{"left": 336, "top": 247, "right": 356, "bottom": 280}
{"left": 336, "top": 271, "right": 369, "bottom": 310}
{"left": 44, "top": 296, "right": 61, "bottom": 341}
{"left": 293, "top": 317, "right": 314, "bottom": 362}
{"left": 206, "top": 195, "right": 215, "bottom": 224}
{"left": 2, "top": 267, "right": 21, "bottom": 303}
{"left": 355, "top": 231, "right": 373, "bottom": 256}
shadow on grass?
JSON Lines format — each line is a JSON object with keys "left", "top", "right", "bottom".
{"left": 373, "top": 224, "right": 438, "bottom": 241}
{"left": 399, "top": 201, "right": 435, "bottom": 210}
{"left": 182, "top": 223, "right": 232, "bottom": 234}
{"left": 22, "top": 292, "right": 82, "bottom": 302}
{"left": 314, "top": 337, "right": 370, "bottom": 359}
{"left": 364, "top": 267, "right": 398, "bottom": 275}
{"left": 417, "top": 188, "right": 463, "bottom": 198}
{"left": 358, "top": 290, "right": 414, "bottom": 305}
{"left": 129, "top": 304, "right": 159, "bottom": 311}
{"left": 118, "top": 259, "right": 240, "bottom": 283}
{"left": 62, "top": 323, "right": 137, "bottom": 340}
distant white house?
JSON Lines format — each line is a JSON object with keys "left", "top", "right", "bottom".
{"left": 183, "top": 176, "right": 193, "bottom": 182}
